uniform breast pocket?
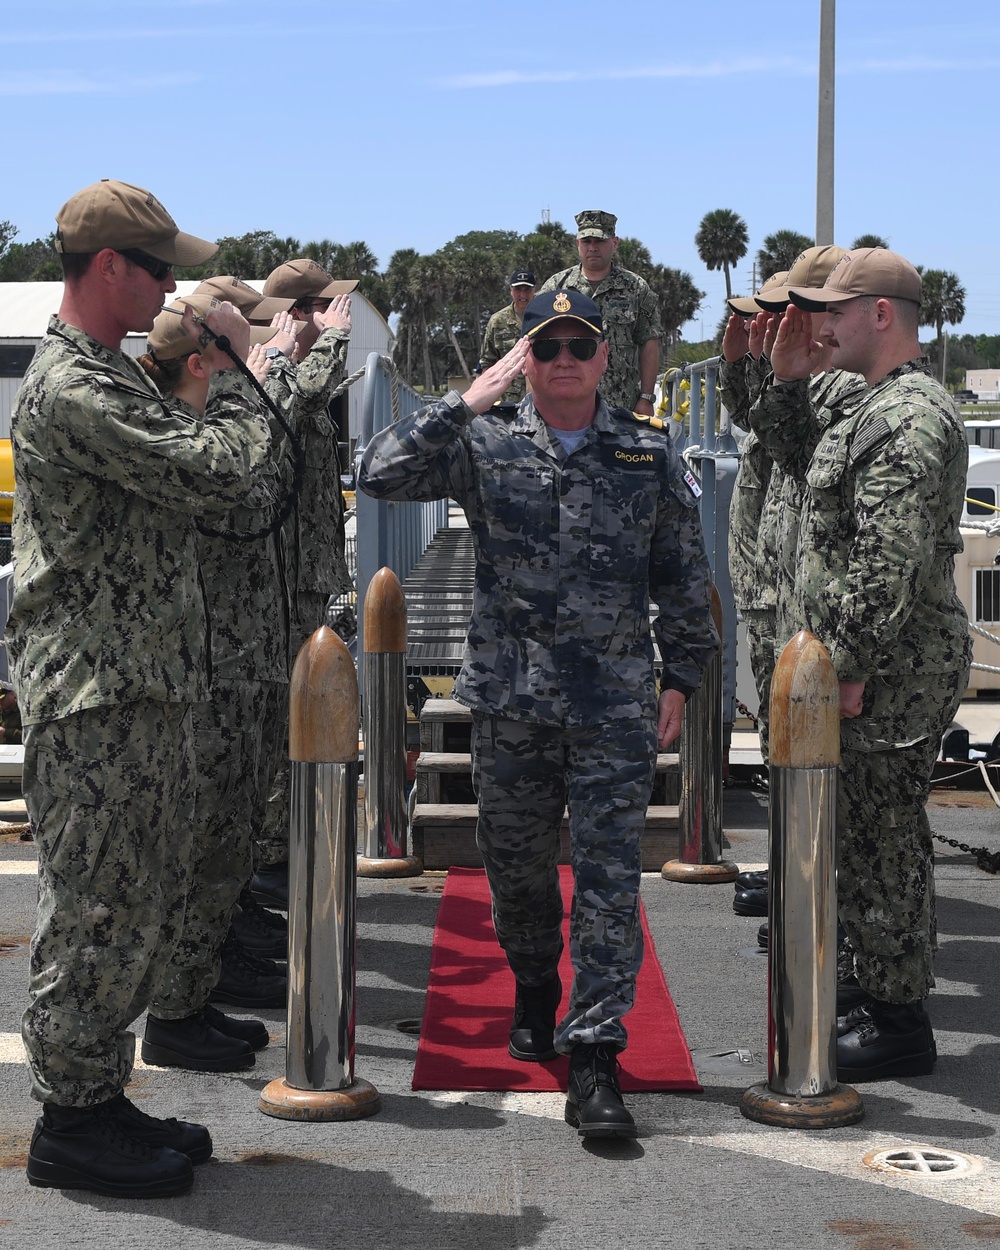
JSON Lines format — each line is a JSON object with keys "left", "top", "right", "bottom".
{"left": 591, "top": 473, "right": 658, "bottom": 580}
{"left": 601, "top": 297, "right": 635, "bottom": 331}
{"left": 475, "top": 457, "right": 556, "bottom": 569}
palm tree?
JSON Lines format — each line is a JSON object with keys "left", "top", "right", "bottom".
{"left": 851, "top": 233, "right": 889, "bottom": 250}
{"left": 695, "top": 209, "right": 749, "bottom": 300}
{"left": 755, "top": 230, "right": 813, "bottom": 283}
{"left": 648, "top": 265, "right": 704, "bottom": 351}
{"left": 616, "top": 237, "right": 653, "bottom": 279}
{"left": 919, "top": 269, "right": 967, "bottom": 381}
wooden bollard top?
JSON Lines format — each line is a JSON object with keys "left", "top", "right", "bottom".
{"left": 289, "top": 626, "right": 359, "bottom": 764}
{"left": 364, "top": 567, "right": 407, "bottom": 654}
{"left": 769, "top": 630, "right": 841, "bottom": 769}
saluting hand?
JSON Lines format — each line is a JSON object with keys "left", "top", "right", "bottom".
{"left": 463, "top": 337, "right": 531, "bottom": 414}
{"left": 770, "top": 305, "right": 825, "bottom": 382}
{"left": 316, "top": 293, "right": 352, "bottom": 337}
{"left": 722, "top": 313, "right": 751, "bottom": 363}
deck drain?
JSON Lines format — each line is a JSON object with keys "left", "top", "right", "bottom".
{"left": 863, "top": 1146, "right": 982, "bottom": 1180}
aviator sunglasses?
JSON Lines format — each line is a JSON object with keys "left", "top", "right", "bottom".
{"left": 118, "top": 249, "right": 174, "bottom": 282}
{"left": 529, "top": 336, "right": 601, "bottom": 362}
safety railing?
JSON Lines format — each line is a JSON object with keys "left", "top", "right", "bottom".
{"left": 353, "top": 354, "right": 449, "bottom": 682}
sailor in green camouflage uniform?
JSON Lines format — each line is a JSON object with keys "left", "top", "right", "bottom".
{"left": 538, "top": 210, "right": 662, "bottom": 414}
{"left": 134, "top": 296, "right": 293, "bottom": 1071}
{"left": 359, "top": 290, "right": 716, "bottom": 1137}
{"left": 9, "top": 180, "right": 272, "bottom": 1197}
{"left": 480, "top": 270, "right": 535, "bottom": 404}
{"left": 251, "top": 260, "right": 355, "bottom": 903}
{"left": 756, "top": 249, "right": 972, "bottom": 1081}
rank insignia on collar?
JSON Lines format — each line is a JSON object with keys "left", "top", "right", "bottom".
{"left": 553, "top": 293, "right": 571, "bottom": 313}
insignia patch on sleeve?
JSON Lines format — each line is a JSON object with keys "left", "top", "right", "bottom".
{"left": 683, "top": 470, "right": 702, "bottom": 498}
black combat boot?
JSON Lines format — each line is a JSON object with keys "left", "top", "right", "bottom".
{"left": 230, "top": 888, "right": 288, "bottom": 958}
{"left": 202, "top": 1002, "right": 270, "bottom": 1051}
{"left": 142, "top": 1010, "right": 256, "bottom": 1072}
{"left": 508, "top": 974, "right": 561, "bottom": 1061}
{"left": 26, "top": 1100, "right": 194, "bottom": 1197}
{"left": 209, "top": 930, "right": 287, "bottom": 1009}
{"left": 736, "top": 869, "right": 768, "bottom": 891}
{"left": 565, "top": 1043, "right": 637, "bottom": 1139}
{"left": 107, "top": 1092, "right": 213, "bottom": 1163}
{"left": 733, "top": 887, "right": 768, "bottom": 917}
{"left": 837, "top": 999, "right": 936, "bottom": 1082}
{"left": 250, "top": 861, "right": 289, "bottom": 910}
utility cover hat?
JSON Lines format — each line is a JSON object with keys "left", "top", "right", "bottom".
{"left": 194, "top": 275, "right": 296, "bottom": 322}
{"left": 728, "top": 270, "right": 789, "bottom": 316}
{"left": 521, "top": 289, "right": 603, "bottom": 338}
{"left": 54, "top": 179, "right": 217, "bottom": 266}
{"left": 147, "top": 295, "right": 277, "bottom": 361}
{"left": 575, "top": 209, "right": 618, "bottom": 240}
{"left": 262, "top": 258, "right": 359, "bottom": 301}
{"left": 509, "top": 270, "right": 536, "bottom": 287}
{"left": 789, "top": 247, "right": 923, "bottom": 311}
{"left": 754, "top": 246, "right": 849, "bottom": 311}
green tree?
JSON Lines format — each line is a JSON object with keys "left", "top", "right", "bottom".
{"left": 175, "top": 231, "right": 301, "bottom": 281}
{"left": 851, "top": 233, "right": 889, "bottom": 250}
{"left": 695, "top": 208, "right": 749, "bottom": 300}
{"left": 754, "top": 229, "right": 813, "bottom": 282}
{"left": 513, "top": 220, "right": 577, "bottom": 285}
{"left": 616, "top": 236, "right": 653, "bottom": 279}
{"left": 0, "top": 232, "right": 61, "bottom": 281}
{"left": 919, "top": 269, "right": 966, "bottom": 382}
{"left": 649, "top": 266, "right": 704, "bottom": 350}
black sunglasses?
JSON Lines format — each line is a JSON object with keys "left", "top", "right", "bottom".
{"left": 529, "top": 336, "right": 601, "bottom": 362}
{"left": 118, "top": 249, "right": 173, "bottom": 282}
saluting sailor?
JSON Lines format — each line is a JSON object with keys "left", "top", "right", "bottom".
{"left": 359, "top": 289, "right": 717, "bottom": 1138}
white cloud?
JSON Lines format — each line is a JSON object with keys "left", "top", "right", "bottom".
{"left": 0, "top": 71, "right": 203, "bottom": 95}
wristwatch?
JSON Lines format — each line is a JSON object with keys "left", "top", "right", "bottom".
{"left": 265, "top": 347, "right": 285, "bottom": 359}
{"left": 639, "top": 391, "right": 656, "bottom": 403}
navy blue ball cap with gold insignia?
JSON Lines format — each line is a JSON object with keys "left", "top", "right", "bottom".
{"left": 521, "top": 289, "right": 603, "bottom": 339}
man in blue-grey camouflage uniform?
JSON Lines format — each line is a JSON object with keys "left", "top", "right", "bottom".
{"left": 756, "top": 248, "right": 972, "bottom": 1082}
{"left": 539, "top": 210, "right": 662, "bottom": 415}
{"left": 480, "top": 269, "right": 535, "bottom": 404}
{"left": 359, "top": 290, "right": 716, "bottom": 1138}
{"left": 8, "top": 180, "right": 273, "bottom": 1197}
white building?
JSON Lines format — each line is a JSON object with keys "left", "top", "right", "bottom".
{"left": 0, "top": 280, "right": 394, "bottom": 448}
{"left": 966, "top": 368, "right": 1000, "bottom": 400}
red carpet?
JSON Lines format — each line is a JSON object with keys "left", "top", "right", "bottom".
{"left": 412, "top": 866, "right": 701, "bottom": 1093}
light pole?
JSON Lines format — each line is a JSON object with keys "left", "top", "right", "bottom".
{"left": 816, "top": 0, "right": 835, "bottom": 245}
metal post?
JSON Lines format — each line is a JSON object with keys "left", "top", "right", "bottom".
{"left": 358, "top": 567, "right": 421, "bottom": 877}
{"left": 259, "top": 626, "right": 381, "bottom": 1122}
{"left": 740, "top": 630, "right": 862, "bottom": 1128}
{"left": 816, "top": 0, "right": 836, "bottom": 245}
{"left": 662, "top": 586, "right": 737, "bottom": 883}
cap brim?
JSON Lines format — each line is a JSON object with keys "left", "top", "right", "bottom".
{"left": 511, "top": 282, "right": 534, "bottom": 288}
{"left": 753, "top": 287, "right": 793, "bottom": 312}
{"left": 727, "top": 295, "right": 763, "bottom": 315}
{"left": 318, "top": 278, "right": 360, "bottom": 298}
{"left": 788, "top": 286, "right": 857, "bottom": 311}
{"left": 250, "top": 326, "right": 279, "bottom": 347}
{"left": 577, "top": 230, "right": 611, "bottom": 239}
{"left": 143, "top": 230, "right": 218, "bottom": 268}
{"left": 526, "top": 314, "right": 602, "bottom": 338}
{"left": 247, "top": 294, "right": 297, "bottom": 323}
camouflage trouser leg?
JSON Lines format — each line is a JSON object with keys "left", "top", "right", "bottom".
{"left": 251, "top": 681, "right": 290, "bottom": 873}
{"left": 837, "top": 669, "right": 968, "bottom": 1004}
{"left": 21, "top": 700, "right": 194, "bottom": 1106}
{"left": 471, "top": 714, "right": 655, "bottom": 1053}
{"left": 743, "top": 608, "right": 776, "bottom": 763}
{"left": 151, "top": 680, "right": 267, "bottom": 1018}
{"left": 257, "top": 592, "right": 328, "bottom": 868}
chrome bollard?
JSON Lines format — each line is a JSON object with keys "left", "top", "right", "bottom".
{"left": 358, "top": 567, "right": 421, "bottom": 878}
{"left": 740, "top": 630, "right": 863, "bottom": 1128}
{"left": 259, "top": 626, "right": 381, "bottom": 1122}
{"left": 661, "top": 586, "right": 738, "bottom": 883}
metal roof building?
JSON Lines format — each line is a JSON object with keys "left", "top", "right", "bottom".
{"left": 0, "top": 280, "right": 394, "bottom": 442}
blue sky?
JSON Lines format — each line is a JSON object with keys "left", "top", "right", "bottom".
{"left": 4, "top": 0, "right": 999, "bottom": 337}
